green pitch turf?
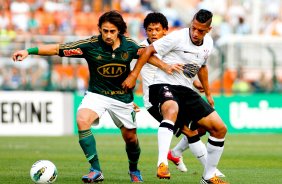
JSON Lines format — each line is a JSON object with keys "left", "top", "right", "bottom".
{"left": 0, "top": 134, "right": 282, "bottom": 184}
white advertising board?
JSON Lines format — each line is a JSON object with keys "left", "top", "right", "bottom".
{"left": 0, "top": 91, "right": 73, "bottom": 136}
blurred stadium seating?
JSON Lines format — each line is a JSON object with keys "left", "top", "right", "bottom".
{"left": 1, "top": 0, "right": 282, "bottom": 94}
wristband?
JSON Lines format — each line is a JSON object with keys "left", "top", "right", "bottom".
{"left": 27, "top": 47, "right": 39, "bottom": 55}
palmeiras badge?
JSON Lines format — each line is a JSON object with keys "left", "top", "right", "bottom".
{"left": 121, "top": 52, "right": 129, "bottom": 60}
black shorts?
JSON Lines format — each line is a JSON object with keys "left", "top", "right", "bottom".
{"left": 149, "top": 84, "right": 214, "bottom": 137}
{"left": 147, "top": 105, "right": 162, "bottom": 123}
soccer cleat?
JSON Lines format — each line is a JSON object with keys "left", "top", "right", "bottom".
{"left": 200, "top": 176, "right": 229, "bottom": 184}
{"left": 157, "top": 162, "right": 170, "bottom": 179}
{"left": 82, "top": 168, "right": 104, "bottom": 183}
{"left": 167, "top": 150, "right": 188, "bottom": 172}
{"left": 128, "top": 170, "right": 143, "bottom": 182}
{"left": 215, "top": 169, "right": 225, "bottom": 177}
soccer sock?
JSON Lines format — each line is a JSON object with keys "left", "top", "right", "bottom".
{"left": 203, "top": 136, "right": 225, "bottom": 180}
{"left": 157, "top": 120, "right": 174, "bottom": 166}
{"left": 126, "top": 139, "right": 141, "bottom": 171}
{"left": 172, "top": 136, "right": 189, "bottom": 157}
{"left": 188, "top": 135, "right": 207, "bottom": 167}
{"left": 79, "top": 129, "right": 101, "bottom": 171}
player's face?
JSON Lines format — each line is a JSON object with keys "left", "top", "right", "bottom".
{"left": 146, "top": 23, "right": 167, "bottom": 43}
{"left": 189, "top": 19, "right": 211, "bottom": 45}
{"left": 99, "top": 22, "right": 119, "bottom": 46}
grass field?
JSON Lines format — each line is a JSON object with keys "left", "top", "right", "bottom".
{"left": 1, "top": 134, "right": 282, "bottom": 184}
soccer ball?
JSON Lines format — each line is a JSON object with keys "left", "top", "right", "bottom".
{"left": 30, "top": 160, "right": 58, "bottom": 184}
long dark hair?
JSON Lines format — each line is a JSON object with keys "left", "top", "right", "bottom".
{"left": 98, "top": 10, "right": 127, "bottom": 34}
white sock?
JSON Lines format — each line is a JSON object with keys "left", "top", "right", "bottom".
{"left": 203, "top": 136, "right": 224, "bottom": 180}
{"left": 157, "top": 120, "right": 174, "bottom": 166}
{"left": 172, "top": 136, "right": 189, "bottom": 157}
{"left": 189, "top": 140, "right": 207, "bottom": 167}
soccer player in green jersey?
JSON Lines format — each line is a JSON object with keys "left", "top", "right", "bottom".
{"left": 12, "top": 10, "right": 144, "bottom": 183}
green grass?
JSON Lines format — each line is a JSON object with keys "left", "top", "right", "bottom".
{"left": 1, "top": 134, "right": 282, "bottom": 184}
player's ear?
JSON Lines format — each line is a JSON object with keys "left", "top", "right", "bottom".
{"left": 163, "top": 28, "right": 168, "bottom": 35}
{"left": 207, "top": 26, "right": 212, "bottom": 33}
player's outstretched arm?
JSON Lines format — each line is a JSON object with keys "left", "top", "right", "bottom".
{"left": 12, "top": 44, "right": 59, "bottom": 62}
{"left": 122, "top": 44, "right": 156, "bottom": 89}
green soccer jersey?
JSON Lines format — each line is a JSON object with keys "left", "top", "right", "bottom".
{"left": 58, "top": 35, "right": 140, "bottom": 103}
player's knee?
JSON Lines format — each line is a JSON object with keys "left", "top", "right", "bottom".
{"left": 122, "top": 129, "right": 138, "bottom": 144}
{"left": 213, "top": 123, "right": 227, "bottom": 138}
{"left": 161, "top": 100, "right": 179, "bottom": 117}
{"left": 124, "top": 134, "right": 137, "bottom": 144}
{"left": 76, "top": 116, "right": 92, "bottom": 130}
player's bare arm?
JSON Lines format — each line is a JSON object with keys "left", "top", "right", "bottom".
{"left": 148, "top": 55, "right": 183, "bottom": 74}
{"left": 122, "top": 44, "right": 156, "bottom": 89}
{"left": 12, "top": 44, "right": 59, "bottom": 61}
{"left": 193, "top": 80, "right": 204, "bottom": 93}
{"left": 198, "top": 65, "right": 214, "bottom": 107}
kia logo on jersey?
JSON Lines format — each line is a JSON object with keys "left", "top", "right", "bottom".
{"left": 97, "top": 63, "right": 127, "bottom": 77}
{"left": 63, "top": 48, "right": 83, "bottom": 56}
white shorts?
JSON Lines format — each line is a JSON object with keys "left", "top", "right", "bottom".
{"left": 78, "top": 91, "right": 137, "bottom": 129}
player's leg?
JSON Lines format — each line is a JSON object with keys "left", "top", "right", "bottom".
{"left": 155, "top": 99, "right": 178, "bottom": 179}
{"left": 197, "top": 111, "right": 228, "bottom": 183}
{"left": 120, "top": 127, "right": 143, "bottom": 182}
{"left": 109, "top": 100, "right": 143, "bottom": 182}
{"left": 149, "top": 84, "right": 179, "bottom": 179}
{"left": 167, "top": 135, "right": 189, "bottom": 172}
{"left": 77, "top": 108, "right": 104, "bottom": 183}
{"left": 77, "top": 92, "right": 108, "bottom": 183}
{"left": 181, "top": 127, "right": 207, "bottom": 167}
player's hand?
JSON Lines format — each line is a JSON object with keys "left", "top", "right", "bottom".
{"left": 193, "top": 80, "right": 204, "bottom": 93}
{"left": 137, "top": 47, "right": 145, "bottom": 55}
{"left": 206, "top": 94, "right": 214, "bottom": 108}
{"left": 122, "top": 73, "right": 137, "bottom": 90}
{"left": 133, "top": 103, "right": 141, "bottom": 112}
{"left": 163, "top": 63, "right": 184, "bottom": 74}
{"left": 12, "top": 50, "right": 29, "bottom": 61}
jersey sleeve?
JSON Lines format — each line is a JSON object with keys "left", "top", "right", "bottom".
{"left": 152, "top": 30, "right": 181, "bottom": 57}
{"left": 58, "top": 39, "right": 89, "bottom": 58}
{"left": 202, "top": 36, "right": 214, "bottom": 66}
{"left": 133, "top": 43, "right": 142, "bottom": 59}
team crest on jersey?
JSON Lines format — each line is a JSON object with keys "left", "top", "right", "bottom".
{"left": 121, "top": 52, "right": 129, "bottom": 60}
{"left": 63, "top": 48, "right": 83, "bottom": 56}
{"left": 97, "top": 63, "right": 127, "bottom": 77}
{"left": 203, "top": 49, "right": 209, "bottom": 60}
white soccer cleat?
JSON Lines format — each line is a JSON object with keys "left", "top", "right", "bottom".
{"left": 215, "top": 169, "right": 225, "bottom": 177}
{"left": 176, "top": 157, "right": 188, "bottom": 172}
{"left": 167, "top": 150, "right": 188, "bottom": 172}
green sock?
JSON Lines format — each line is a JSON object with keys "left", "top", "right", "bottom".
{"left": 79, "top": 129, "right": 101, "bottom": 171}
{"left": 126, "top": 140, "right": 141, "bottom": 171}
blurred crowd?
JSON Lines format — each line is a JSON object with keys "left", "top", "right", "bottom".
{"left": 1, "top": 0, "right": 282, "bottom": 39}
{"left": 1, "top": 0, "right": 282, "bottom": 93}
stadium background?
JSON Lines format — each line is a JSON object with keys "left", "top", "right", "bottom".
{"left": 1, "top": 0, "right": 282, "bottom": 135}
{"left": 1, "top": 1, "right": 282, "bottom": 184}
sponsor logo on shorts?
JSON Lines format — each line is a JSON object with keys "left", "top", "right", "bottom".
{"left": 164, "top": 91, "right": 173, "bottom": 98}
